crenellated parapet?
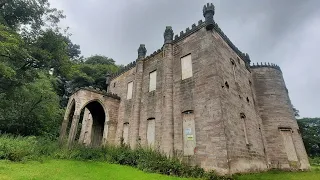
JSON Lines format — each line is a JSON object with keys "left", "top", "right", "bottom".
{"left": 143, "top": 48, "right": 163, "bottom": 61}
{"left": 72, "top": 86, "right": 121, "bottom": 100}
{"left": 250, "top": 62, "right": 282, "bottom": 72}
{"left": 172, "top": 18, "right": 250, "bottom": 69}
{"left": 173, "top": 20, "right": 206, "bottom": 43}
{"left": 109, "top": 60, "right": 137, "bottom": 80}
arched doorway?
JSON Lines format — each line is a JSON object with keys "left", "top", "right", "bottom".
{"left": 78, "top": 101, "right": 106, "bottom": 147}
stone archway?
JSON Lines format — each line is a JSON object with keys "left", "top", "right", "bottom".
{"left": 77, "top": 100, "right": 106, "bottom": 147}
{"left": 59, "top": 87, "right": 120, "bottom": 147}
{"left": 59, "top": 99, "right": 75, "bottom": 143}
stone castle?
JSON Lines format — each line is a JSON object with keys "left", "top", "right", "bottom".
{"left": 59, "top": 3, "right": 310, "bottom": 174}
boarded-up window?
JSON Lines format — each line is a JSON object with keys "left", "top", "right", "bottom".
{"left": 127, "top": 81, "right": 133, "bottom": 99}
{"left": 280, "top": 129, "right": 298, "bottom": 162}
{"left": 123, "top": 123, "right": 129, "bottom": 144}
{"left": 149, "top": 71, "right": 157, "bottom": 92}
{"left": 183, "top": 111, "right": 196, "bottom": 156}
{"left": 181, "top": 54, "right": 193, "bottom": 80}
{"left": 147, "top": 118, "right": 155, "bottom": 147}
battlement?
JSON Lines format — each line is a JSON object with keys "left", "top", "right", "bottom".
{"left": 144, "top": 48, "right": 163, "bottom": 61}
{"left": 250, "top": 62, "right": 282, "bottom": 72}
{"left": 173, "top": 20, "right": 205, "bottom": 42}
{"left": 109, "top": 60, "right": 137, "bottom": 80}
{"left": 110, "top": 3, "right": 252, "bottom": 81}
{"left": 72, "top": 86, "right": 121, "bottom": 100}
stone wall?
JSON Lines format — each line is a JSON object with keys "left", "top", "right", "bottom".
{"left": 60, "top": 88, "right": 120, "bottom": 146}
{"left": 251, "top": 67, "right": 310, "bottom": 170}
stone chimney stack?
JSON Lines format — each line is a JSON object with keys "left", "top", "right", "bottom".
{"left": 203, "top": 3, "right": 215, "bottom": 30}
{"left": 164, "top": 26, "right": 174, "bottom": 44}
{"left": 137, "top": 44, "right": 147, "bottom": 60}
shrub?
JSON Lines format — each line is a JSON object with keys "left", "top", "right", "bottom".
{"left": 310, "top": 157, "right": 320, "bottom": 166}
{"left": 0, "top": 135, "right": 232, "bottom": 180}
{"left": 0, "top": 135, "right": 37, "bottom": 161}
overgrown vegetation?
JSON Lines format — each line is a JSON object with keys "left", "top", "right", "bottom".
{"left": 0, "top": 1, "right": 121, "bottom": 136}
{"left": 0, "top": 135, "right": 231, "bottom": 180}
{"left": 297, "top": 118, "right": 320, "bottom": 157}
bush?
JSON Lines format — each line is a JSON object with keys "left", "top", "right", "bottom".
{"left": 0, "top": 135, "right": 231, "bottom": 180}
{"left": 310, "top": 157, "right": 320, "bottom": 166}
{"left": 0, "top": 135, "right": 37, "bottom": 161}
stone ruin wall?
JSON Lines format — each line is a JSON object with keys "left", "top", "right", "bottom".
{"left": 61, "top": 3, "right": 310, "bottom": 175}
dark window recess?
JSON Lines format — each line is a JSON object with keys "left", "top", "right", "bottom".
{"left": 114, "top": 82, "right": 116, "bottom": 87}
{"left": 249, "top": 80, "right": 252, "bottom": 86}
{"left": 230, "top": 58, "right": 235, "bottom": 65}
{"left": 240, "top": 113, "right": 246, "bottom": 119}
{"left": 225, "top": 81, "right": 229, "bottom": 89}
{"left": 246, "top": 97, "right": 250, "bottom": 103}
{"left": 237, "top": 57, "right": 241, "bottom": 64}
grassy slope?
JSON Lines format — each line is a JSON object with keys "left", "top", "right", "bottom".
{"left": 0, "top": 160, "right": 194, "bottom": 180}
{"left": 234, "top": 167, "right": 320, "bottom": 180}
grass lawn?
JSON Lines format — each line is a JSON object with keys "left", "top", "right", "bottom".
{"left": 234, "top": 166, "right": 320, "bottom": 180}
{"left": 0, "top": 160, "right": 194, "bottom": 180}
{"left": 0, "top": 160, "right": 319, "bottom": 180}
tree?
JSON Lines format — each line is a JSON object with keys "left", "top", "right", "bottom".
{"left": 293, "top": 106, "right": 300, "bottom": 117}
{"left": 297, "top": 118, "right": 320, "bottom": 157}
{"left": 0, "top": 24, "right": 37, "bottom": 93}
{"left": 0, "top": 0, "right": 65, "bottom": 31}
{"left": 0, "top": 72, "right": 63, "bottom": 136}
{"left": 85, "top": 55, "right": 115, "bottom": 65}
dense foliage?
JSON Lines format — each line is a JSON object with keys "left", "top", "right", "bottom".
{"left": 297, "top": 118, "right": 320, "bottom": 157}
{"left": 0, "top": 1, "right": 120, "bottom": 136}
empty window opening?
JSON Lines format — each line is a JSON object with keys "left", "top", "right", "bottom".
{"left": 240, "top": 113, "right": 249, "bottom": 145}
{"left": 230, "top": 58, "right": 235, "bottom": 66}
{"left": 127, "top": 81, "right": 133, "bottom": 99}
{"left": 149, "top": 70, "right": 157, "bottom": 92}
{"left": 246, "top": 97, "right": 250, "bottom": 103}
{"left": 181, "top": 54, "right": 193, "bottom": 80}
{"left": 249, "top": 80, "right": 252, "bottom": 86}
{"left": 182, "top": 111, "right": 196, "bottom": 156}
{"left": 113, "top": 82, "right": 116, "bottom": 87}
{"left": 225, "top": 81, "right": 229, "bottom": 89}
{"left": 230, "top": 59, "right": 236, "bottom": 81}
{"left": 147, "top": 118, "right": 156, "bottom": 148}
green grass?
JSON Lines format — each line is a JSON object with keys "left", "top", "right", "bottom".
{"left": 0, "top": 159, "right": 319, "bottom": 180}
{"left": 0, "top": 159, "right": 195, "bottom": 180}
{"left": 234, "top": 166, "right": 320, "bottom": 180}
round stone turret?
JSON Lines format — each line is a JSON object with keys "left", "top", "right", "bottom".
{"left": 164, "top": 26, "right": 174, "bottom": 44}
{"left": 137, "top": 44, "right": 147, "bottom": 60}
{"left": 203, "top": 3, "right": 215, "bottom": 30}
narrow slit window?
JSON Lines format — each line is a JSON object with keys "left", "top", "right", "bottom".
{"left": 149, "top": 71, "right": 157, "bottom": 92}
{"left": 127, "top": 81, "right": 133, "bottom": 99}
{"left": 240, "top": 113, "right": 249, "bottom": 145}
{"left": 181, "top": 54, "right": 193, "bottom": 80}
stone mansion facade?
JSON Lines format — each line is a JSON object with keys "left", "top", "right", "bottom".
{"left": 59, "top": 3, "right": 310, "bottom": 174}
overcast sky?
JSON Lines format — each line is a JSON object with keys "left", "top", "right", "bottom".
{"left": 49, "top": 0, "right": 320, "bottom": 118}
